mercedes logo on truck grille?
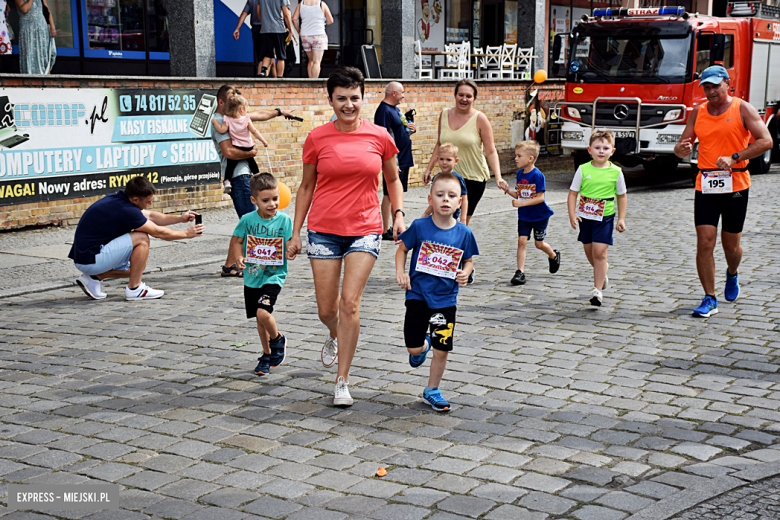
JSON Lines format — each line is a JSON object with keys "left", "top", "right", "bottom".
{"left": 613, "top": 104, "right": 630, "bottom": 120}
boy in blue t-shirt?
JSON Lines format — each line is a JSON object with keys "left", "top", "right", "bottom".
{"left": 503, "top": 141, "right": 560, "bottom": 286}
{"left": 231, "top": 173, "right": 294, "bottom": 376}
{"left": 422, "top": 143, "right": 468, "bottom": 222}
{"left": 396, "top": 172, "right": 479, "bottom": 412}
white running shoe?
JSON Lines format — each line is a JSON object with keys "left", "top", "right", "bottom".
{"left": 322, "top": 336, "right": 338, "bottom": 367}
{"left": 125, "top": 282, "right": 164, "bottom": 301}
{"left": 334, "top": 376, "right": 353, "bottom": 406}
{"left": 590, "top": 287, "right": 603, "bottom": 307}
{"left": 76, "top": 274, "right": 106, "bottom": 300}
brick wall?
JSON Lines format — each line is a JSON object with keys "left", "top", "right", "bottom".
{"left": 0, "top": 75, "right": 569, "bottom": 230}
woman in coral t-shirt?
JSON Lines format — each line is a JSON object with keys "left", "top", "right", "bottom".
{"left": 287, "top": 67, "right": 405, "bottom": 407}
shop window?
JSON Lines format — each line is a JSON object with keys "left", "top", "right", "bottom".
{"left": 7, "top": 0, "right": 79, "bottom": 55}
{"left": 445, "top": 0, "right": 469, "bottom": 43}
{"left": 147, "top": 0, "right": 169, "bottom": 53}
{"left": 86, "top": 0, "right": 144, "bottom": 53}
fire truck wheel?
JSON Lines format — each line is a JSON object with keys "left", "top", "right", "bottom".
{"left": 748, "top": 149, "right": 772, "bottom": 176}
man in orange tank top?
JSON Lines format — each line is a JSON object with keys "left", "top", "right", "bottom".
{"left": 674, "top": 66, "right": 772, "bottom": 318}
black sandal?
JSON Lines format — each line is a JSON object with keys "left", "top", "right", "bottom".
{"left": 221, "top": 264, "right": 243, "bottom": 277}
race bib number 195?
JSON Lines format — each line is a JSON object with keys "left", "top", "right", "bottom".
{"left": 701, "top": 170, "right": 733, "bottom": 194}
{"left": 416, "top": 241, "right": 464, "bottom": 280}
{"left": 246, "top": 236, "right": 284, "bottom": 266}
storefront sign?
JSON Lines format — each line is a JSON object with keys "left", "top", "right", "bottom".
{"left": 0, "top": 88, "right": 220, "bottom": 206}
{"left": 417, "top": 0, "right": 445, "bottom": 67}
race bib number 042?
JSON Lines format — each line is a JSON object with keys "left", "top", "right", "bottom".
{"left": 576, "top": 195, "right": 606, "bottom": 221}
{"left": 416, "top": 241, "right": 464, "bottom": 280}
{"left": 701, "top": 170, "right": 733, "bottom": 194}
{"left": 245, "top": 236, "right": 284, "bottom": 266}
{"left": 517, "top": 183, "right": 537, "bottom": 200}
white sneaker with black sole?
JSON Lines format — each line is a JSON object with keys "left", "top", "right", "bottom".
{"left": 590, "top": 287, "right": 603, "bottom": 307}
{"left": 125, "top": 282, "right": 164, "bottom": 301}
{"left": 76, "top": 274, "right": 106, "bottom": 300}
{"left": 322, "top": 335, "right": 338, "bottom": 367}
{"left": 334, "top": 376, "right": 353, "bottom": 406}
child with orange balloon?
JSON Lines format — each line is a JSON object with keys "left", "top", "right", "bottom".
{"left": 230, "top": 172, "right": 295, "bottom": 376}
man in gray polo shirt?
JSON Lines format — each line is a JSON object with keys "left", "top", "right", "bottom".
{"left": 258, "top": 0, "right": 295, "bottom": 77}
{"left": 211, "top": 84, "right": 295, "bottom": 277}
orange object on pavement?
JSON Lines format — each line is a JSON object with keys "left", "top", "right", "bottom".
{"left": 376, "top": 467, "right": 387, "bottom": 477}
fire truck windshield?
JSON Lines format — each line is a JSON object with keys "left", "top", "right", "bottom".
{"left": 569, "top": 31, "right": 692, "bottom": 84}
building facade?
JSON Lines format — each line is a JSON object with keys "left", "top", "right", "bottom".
{"left": 0, "top": 0, "right": 722, "bottom": 77}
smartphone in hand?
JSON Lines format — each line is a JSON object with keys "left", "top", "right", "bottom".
{"left": 194, "top": 213, "right": 202, "bottom": 234}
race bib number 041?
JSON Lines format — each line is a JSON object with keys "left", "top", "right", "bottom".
{"left": 517, "top": 183, "right": 537, "bottom": 200}
{"left": 246, "top": 236, "right": 284, "bottom": 266}
{"left": 576, "top": 195, "right": 606, "bottom": 221}
{"left": 701, "top": 170, "right": 733, "bottom": 194}
{"left": 416, "top": 241, "right": 464, "bottom": 280}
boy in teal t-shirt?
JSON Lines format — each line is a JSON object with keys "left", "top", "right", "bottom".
{"left": 231, "top": 173, "right": 294, "bottom": 375}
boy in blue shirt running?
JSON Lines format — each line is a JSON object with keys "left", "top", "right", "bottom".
{"left": 503, "top": 141, "right": 560, "bottom": 285}
{"left": 231, "top": 173, "right": 294, "bottom": 376}
{"left": 396, "top": 172, "right": 479, "bottom": 411}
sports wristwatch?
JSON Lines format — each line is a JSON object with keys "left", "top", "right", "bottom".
{"left": 732, "top": 152, "right": 740, "bottom": 161}
{"left": 395, "top": 209, "right": 406, "bottom": 217}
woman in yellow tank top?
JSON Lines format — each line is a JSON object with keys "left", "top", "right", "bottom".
{"left": 423, "top": 79, "right": 509, "bottom": 226}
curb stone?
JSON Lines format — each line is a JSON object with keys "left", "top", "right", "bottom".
{"left": 626, "top": 460, "right": 780, "bottom": 520}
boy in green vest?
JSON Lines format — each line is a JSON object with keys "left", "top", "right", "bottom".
{"left": 567, "top": 129, "right": 627, "bottom": 306}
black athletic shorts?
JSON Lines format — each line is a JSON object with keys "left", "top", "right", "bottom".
{"left": 383, "top": 168, "right": 409, "bottom": 196}
{"left": 404, "top": 299, "right": 457, "bottom": 352}
{"left": 244, "top": 284, "right": 282, "bottom": 319}
{"left": 259, "top": 32, "right": 287, "bottom": 60}
{"left": 694, "top": 188, "right": 749, "bottom": 234}
{"left": 463, "top": 179, "right": 486, "bottom": 216}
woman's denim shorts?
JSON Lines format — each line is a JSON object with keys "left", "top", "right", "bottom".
{"left": 306, "top": 230, "right": 382, "bottom": 259}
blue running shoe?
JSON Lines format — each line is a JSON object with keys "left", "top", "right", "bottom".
{"left": 409, "top": 335, "right": 432, "bottom": 368}
{"left": 693, "top": 295, "right": 718, "bottom": 318}
{"left": 269, "top": 333, "right": 287, "bottom": 367}
{"left": 423, "top": 387, "right": 450, "bottom": 412}
{"left": 724, "top": 269, "right": 740, "bottom": 302}
{"left": 254, "top": 353, "right": 272, "bottom": 375}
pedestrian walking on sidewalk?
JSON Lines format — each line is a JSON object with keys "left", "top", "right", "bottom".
{"left": 286, "top": 67, "right": 405, "bottom": 407}
{"left": 68, "top": 176, "right": 204, "bottom": 301}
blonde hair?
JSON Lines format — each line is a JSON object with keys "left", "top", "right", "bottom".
{"left": 225, "top": 94, "right": 249, "bottom": 118}
{"left": 590, "top": 128, "right": 615, "bottom": 147}
{"left": 439, "top": 142, "right": 459, "bottom": 158}
{"left": 515, "top": 140, "right": 540, "bottom": 159}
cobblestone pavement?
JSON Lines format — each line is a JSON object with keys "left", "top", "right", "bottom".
{"left": 1, "top": 167, "right": 780, "bottom": 519}
{"left": 673, "top": 475, "right": 780, "bottom": 519}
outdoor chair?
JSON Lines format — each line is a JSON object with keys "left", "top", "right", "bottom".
{"left": 515, "top": 47, "right": 533, "bottom": 80}
{"left": 415, "top": 40, "right": 433, "bottom": 80}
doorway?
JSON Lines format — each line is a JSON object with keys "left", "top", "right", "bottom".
{"left": 482, "top": 0, "right": 504, "bottom": 47}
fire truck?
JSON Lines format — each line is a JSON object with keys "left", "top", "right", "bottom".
{"left": 556, "top": 2, "right": 780, "bottom": 175}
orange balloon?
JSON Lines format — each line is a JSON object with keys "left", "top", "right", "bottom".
{"left": 278, "top": 181, "right": 292, "bottom": 209}
{"left": 534, "top": 69, "right": 548, "bottom": 84}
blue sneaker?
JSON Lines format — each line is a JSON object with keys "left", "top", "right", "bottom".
{"left": 409, "top": 335, "right": 432, "bottom": 368}
{"left": 269, "top": 333, "right": 287, "bottom": 367}
{"left": 724, "top": 269, "right": 740, "bottom": 302}
{"left": 423, "top": 387, "right": 450, "bottom": 412}
{"left": 693, "top": 295, "right": 718, "bottom": 318}
{"left": 254, "top": 353, "right": 272, "bottom": 375}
